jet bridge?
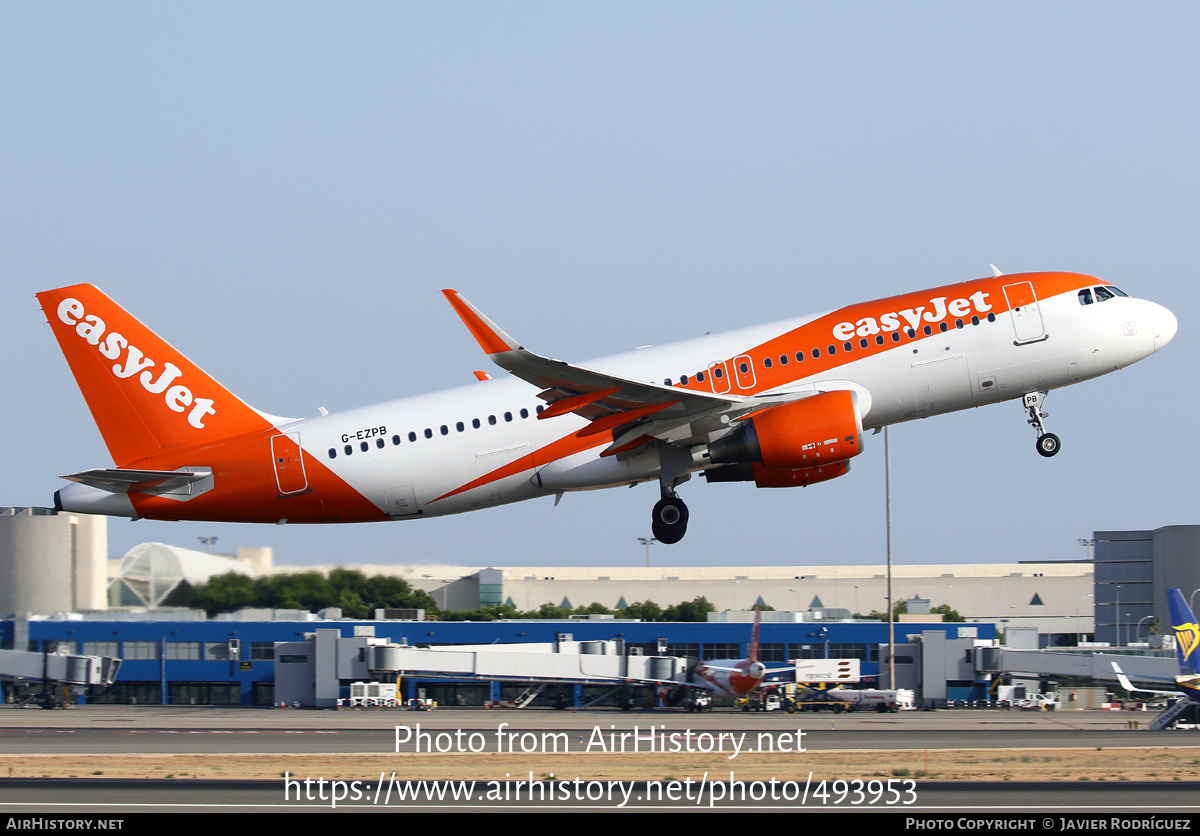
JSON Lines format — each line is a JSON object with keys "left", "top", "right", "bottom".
{"left": 975, "top": 646, "right": 1178, "bottom": 683}
{"left": 0, "top": 648, "right": 122, "bottom": 708}
{"left": 275, "top": 629, "right": 695, "bottom": 708}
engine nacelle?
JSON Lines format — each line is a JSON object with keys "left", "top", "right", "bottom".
{"left": 708, "top": 390, "right": 864, "bottom": 470}
{"left": 704, "top": 460, "right": 850, "bottom": 488}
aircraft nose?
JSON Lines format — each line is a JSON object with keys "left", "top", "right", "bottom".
{"left": 1152, "top": 303, "right": 1178, "bottom": 352}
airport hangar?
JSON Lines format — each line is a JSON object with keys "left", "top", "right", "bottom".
{"left": 1, "top": 507, "right": 1197, "bottom": 707}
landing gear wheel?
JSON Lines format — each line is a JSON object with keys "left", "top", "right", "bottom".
{"left": 651, "top": 496, "right": 689, "bottom": 544}
{"left": 1036, "top": 433, "right": 1061, "bottom": 458}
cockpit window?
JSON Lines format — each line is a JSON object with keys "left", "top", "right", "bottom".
{"left": 1109, "top": 286, "right": 1129, "bottom": 297}
{"left": 1095, "top": 286, "right": 1115, "bottom": 302}
{"left": 1078, "top": 288, "right": 1093, "bottom": 305}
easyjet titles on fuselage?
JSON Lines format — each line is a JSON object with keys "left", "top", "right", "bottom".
{"left": 54, "top": 297, "right": 217, "bottom": 429}
{"left": 831, "top": 290, "right": 994, "bottom": 340}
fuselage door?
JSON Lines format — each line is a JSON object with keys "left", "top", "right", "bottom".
{"left": 1003, "top": 281, "right": 1047, "bottom": 344}
{"left": 270, "top": 432, "right": 309, "bottom": 496}
{"left": 733, "top": 354, "right": 757, "bottom": 391}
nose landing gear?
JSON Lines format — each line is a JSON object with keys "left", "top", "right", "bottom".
{"left": 1024, "top": 391, "right": 1061, "bottom": 458}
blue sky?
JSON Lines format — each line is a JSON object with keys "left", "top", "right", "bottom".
{"left": 3, "top": 3, "right": 1196, "bottom": 572}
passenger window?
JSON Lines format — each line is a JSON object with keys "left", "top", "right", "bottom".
{"left": 392, "top": 435, "right": 400, "bottom": 445}
{"left": 697, "top": 371, "right": 706, "bottom": 382}
{"left": 424, "top": 428, "right": 433, "bottom": 439}
{"left": 763, "top": 357, "right": 772, "bottom": 369}
{"left": 1095, "top": 286, "right": 1115, "bottom": 302}
{"left": 456, "top": 421, "right": 464, "bottom": 432}
{"left": 739, "top": 362, "right": 749, "bottom": 374}
{"left": 955, "top": 319, "right": 964, "bottom": 329}
{"left": 876, "top": 335, "right": 885, "bottom": 345}
{"left": 923, "top": 325, "right": 933, "bottom": 335}
{"left": 779, "top": 355, "right": 788, "bottom": 366}
{"left": 891, "top": 332, "right": 901, "bottom": 342}
{"left": 328, "top": 448, "right": 337, "bottom": 459}
{"left": 408, "top": 432, "right": 417, "bottom": 442}
{"left": 376, "top": 438, "right": 385, "bottom": 449}
{"left": 680, "top": 375, "right": 689, "bottom": 384}
{"left": 987, "top": 312, "right": 996, "bottom": 322}
{"left": 906, "top": 329, "right": 916, "bottom": 338}
{"left": 939, "top": 322, "right": 948, "bottom": 332}
{"left": 713, "top": 367, "right": 724, "bottom": 379}
{"left": 971, "top": 315, "right": 980, "bottom": 325}
{"left": 860, "top": 338, "right": 869, "bottom": 349}
{"left": 344, "top": 445, "right": 352, "bottom": 455}
{"left": 811, "top": 348, "right": 820, "bottom": 359}
{"left": 359, "top": 441, "right": 368, "bottom": 452}
{"left": 843, "top": 341, "right": 852, "bottom": 352}
{"left": 472, "top": 418, "right": 480, "bottom": 429}
{"left": 1078, "top": 288, "right": 1093, "bottom": 305}
{"left": 440, "top": 425, "right": 449, "bottom": 435}
{"left": 520, "top": 408, "right": 529, "bottom": 419}
{"left": 796, "top": 351, "right": 805, "bottom": 362}
{"left": 536, "top": 405, "right": 545, "bottom": 415}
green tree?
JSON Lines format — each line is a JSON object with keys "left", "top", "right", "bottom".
{"left": 664, "top": 596, "right": 716, "bottom": 622}
{"left": 189, "top": 572, "right": 257, "bottom": 617}
{"left": 930, "top": 604, "right": 965, "bottom": 623}
{"left": 617, "top": 600, "right": 663, "bottom": 621}
{"left": 188, "top": 569, "right": 436, "bottom": 617}
{"left": 574, "top": 602, "right": 613, "bottom": 615}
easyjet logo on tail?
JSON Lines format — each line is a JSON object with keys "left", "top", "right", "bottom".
{"left": 56, "top": 298, "right": 217, "bottom": 429}
{"left": 832, "top": 290, "right": 994, "bottom": 340}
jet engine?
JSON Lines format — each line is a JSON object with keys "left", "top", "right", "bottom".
{"left": 704, "top": 459, "right": 850, "bottom": 488}
{"left": 707, "top": 389, "right": 864, "bottom": 475}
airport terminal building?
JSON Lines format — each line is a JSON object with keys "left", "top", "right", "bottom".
{"left": 1, "top": 507, "right": 1196, "bottom": 708}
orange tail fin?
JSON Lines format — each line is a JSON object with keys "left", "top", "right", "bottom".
{"left": 38, "top": 284, "right": 274, "bottom": 465}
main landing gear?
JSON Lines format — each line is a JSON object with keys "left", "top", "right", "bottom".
{"left": 1023, "top": 391, "right": 1061, "bottom": 458}
{"left": 652, "top": 493, "right": 689, "bottom": 544}
{"left": 651, "top": 444, "right": 693, "bottom": 544}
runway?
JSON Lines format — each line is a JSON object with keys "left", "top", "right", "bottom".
{"left": 0, "top": 706, "right": 1197, "bottom": 813}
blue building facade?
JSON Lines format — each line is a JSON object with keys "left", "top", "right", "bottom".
{"left": 0, "top": 617, "right": 994, "bottom": 706}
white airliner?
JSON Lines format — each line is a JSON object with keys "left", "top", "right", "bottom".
{"left": 39, "top": 269, "right": 1175, "bottom": 543}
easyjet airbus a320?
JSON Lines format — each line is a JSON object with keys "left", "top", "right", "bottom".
{"left": 38, "top": 269, "right": 1176, "bottom": 544}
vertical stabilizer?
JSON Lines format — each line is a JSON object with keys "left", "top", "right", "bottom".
{"left": 749, "top": 606, "right": 761, "bottom": 663}
{"left": 37, "top": 285, "right": 275, "bottom": 465}
{"left": 1167, "top": 589, "right": 1200, "bottom": 676}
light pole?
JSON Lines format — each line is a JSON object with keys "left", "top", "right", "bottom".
{"left": 637, "top": 537, "right": 656, "bottom": 568}
{"left": 885, "top": 425, "right": 894, "bottom": 690}
{"left": 1112, "top": 584, "right": 1121, "bottom": 646}
{"left": 198, "top": 536, "right": 218, "bottom": 554}
{"left": 1136, "top": 615, "right": 1155, "bottom": 643}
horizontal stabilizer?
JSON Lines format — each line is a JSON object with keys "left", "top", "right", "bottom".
{"left": 61, "top": 468, "right": 213, "bottom": 495}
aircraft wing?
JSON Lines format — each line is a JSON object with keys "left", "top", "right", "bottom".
{"left": 61, "top": 468, "right": 213, "bottom": 495}
{"left": 442, "top": 290, "right": 802, "bottom": 455}
{"left": 1111, "top": 662, "right": 1176, "bottom": 696}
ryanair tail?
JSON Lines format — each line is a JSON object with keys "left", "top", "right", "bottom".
{"left": 1167, "top": 588, "right": 1200, "bottom": 677}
